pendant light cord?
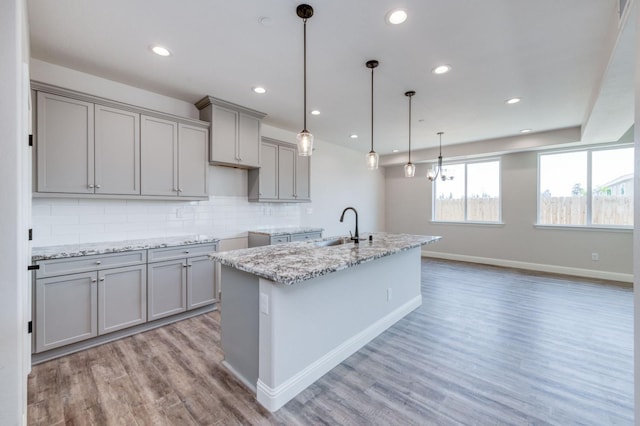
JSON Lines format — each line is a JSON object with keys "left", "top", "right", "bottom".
{"left": 370, "top": 66, "right": 374, "bottom": 152}
{"left": 408, "top": 95, "right": 412, "bottom": 163}
{"left": 303, "top": 18, "right": 308, "bottom": 131}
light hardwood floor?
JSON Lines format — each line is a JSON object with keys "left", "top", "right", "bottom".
{"left": 28, "top": 259, "right": 633, "bottom": 425}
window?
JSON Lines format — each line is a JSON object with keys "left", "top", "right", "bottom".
{"left": 432, "top": 160, "right": 501, "bottom": 223}
{"left": 538, "top": 145, "right": 633, "bottom": 227}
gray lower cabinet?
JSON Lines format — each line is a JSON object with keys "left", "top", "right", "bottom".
{"left": 248, "top": 231, "right": 322, "bottom": 247}
{"left": 35, "top": 271, "right": 98, "bottom": 353}
{"left": 147, "top": 243, "right": 218, "bottom": 320}
{"left": 33, "top": 242, "right": 217, "bottom": 356}
{"left": 98, "top": 264, "right": 147, "bottom": 334}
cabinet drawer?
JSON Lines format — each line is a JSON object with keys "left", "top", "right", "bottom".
{"left": 148, "top": 243, "right": 217, "bottom": 262}
{"left": 270, "top": 235, "right": 290, "bottom": 245}
{"left": 36, "top": 250, "right": 147, "bottom": 278}
{"left": 290, "top": 232, "right": 322, "bottom": 242}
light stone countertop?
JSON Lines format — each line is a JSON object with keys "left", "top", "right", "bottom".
{"left": 248, "top": 226, "right": 324, "bottom": 236}
{"left": 32, "top": 235, "right": 220, "bottom": 261}
{"left": 210, "top": 232, "right": 441, "bottom": 286}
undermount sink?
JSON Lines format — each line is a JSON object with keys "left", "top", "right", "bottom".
{"left": 314, "top": 238, "right": 350, "bottom": 247}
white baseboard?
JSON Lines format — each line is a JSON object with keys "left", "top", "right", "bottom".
{"left": 422, "top": 250, "right": 633, "bottom": 283}
{"left": 256, "top": 295, "right": 423, "bottom": 412}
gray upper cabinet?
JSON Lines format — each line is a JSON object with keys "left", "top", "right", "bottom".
{"left": 141, "top": 115, "right": 178, "bottom": 197}
{"left": 295, "top": 155, "right": 311, "bottom": 201}
{"left": 178, "top": 124, "right": 208, "bottom": 198}
{"left": 248, "top": 137, "right": 312, "bottom": 202}
{"left": 95, "top": 105, "right": 140, "bottom": 195}
{"left": 33, "top": 83, "right": 209, "bottom": 201}
{"left": 36, "top": 92, "right": 95, "bottom": 194}
{"left": 141, "top": 116, "right": 208, "bottom": 198}
{"left": 195, "top": 95, "right": 266, "bottom": 169}
{"left": 278, "top": 144, "right": 296, "bottom": 201}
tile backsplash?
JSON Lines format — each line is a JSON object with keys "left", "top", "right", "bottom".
{"left": 32, "top": 196, "right": 301, "bottom": 247}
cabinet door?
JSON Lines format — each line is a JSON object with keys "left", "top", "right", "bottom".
{"left": 210, "top": 105, "right": 238, "bottom": 164}
{"left": 259, "top": 142, "right": 279, "bottom": 199}
{"left": 98, "top": 265, "right": 147, "bottom": 335}
{"left": 35, "top": 271, "right": 97, "bottom": 352}
{"left": 148, "top": 259, "right": 187, "bottom": 320}
{"left": 94, "top": 105, "right": 140, "bottom": 195}
{"left": 295, "top": 154, "right": 311, "bottom": 201}
{"left": 238, "top": 113, "right": 261, "bottom": 168}
{"left": 141, "top": 115, "right": 178, "bottom": 196}
{"left": 278, "top": 145, "right": 296, "bottom": 200}
{"left": 178, "top": 124, "right": 208, "bottom": 198}
{"left": 36, "top": 92, "right": 94, "bottom": 194}
{"left": 187, "top": 255, "right": 216, "bottom": 310}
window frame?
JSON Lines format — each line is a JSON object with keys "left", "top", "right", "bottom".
{"left": 536, "top": 143, "right": 634, "bottom": 230}
{"left": 430, "top": 157, "right": 503, "bottom": 224}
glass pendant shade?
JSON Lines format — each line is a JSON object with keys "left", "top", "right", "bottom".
{"left": 296, "top": 130, "right": 313, "bottom": 156}
{"left": 366, "top": 150, "right": 379, "bottom": 170}
{"left": 404, "top": 162, "right": 416, "bottom": 177}
{"left": 427, "top": 167, "right": 437, "bottom": 181}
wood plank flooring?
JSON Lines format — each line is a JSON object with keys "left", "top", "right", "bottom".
{"left": 28, "top": 259, "right": 633, "bottom": 425}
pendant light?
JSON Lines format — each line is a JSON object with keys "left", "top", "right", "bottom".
{"left": 366, "top": 60, "right": 379, "bottom": 170}
{"left": 427, "top": 132, "right": 454, "bottom": 181}
{"left": 296, "top": 4, "right": 314, "bottom": 156}
{"left": 404, "top": 90, "right": 416, "bottom": 178}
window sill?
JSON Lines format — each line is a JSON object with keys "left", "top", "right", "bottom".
{"left": 430, "top": 221, "right": 505, "bottom": 227}
{"left": 533, "top": 224, "right": 633, "bottom": 233}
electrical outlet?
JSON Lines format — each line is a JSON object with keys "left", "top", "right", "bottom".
{"left": 591, "top": 253, "right": 599, "bottom": 261}
{"left": 386, "top": 288, "right": 392, "bottom": 301}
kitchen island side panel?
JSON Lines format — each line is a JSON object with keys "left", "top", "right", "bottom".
{"left": 257, "top": 247, "right": 421, "bottom": 409}
{"left": 219, "top": 266, "right": 260, "bottom": 390}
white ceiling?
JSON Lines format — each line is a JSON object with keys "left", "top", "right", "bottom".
{"left": 27, "top": 0, "right": 625, "bottom": 155}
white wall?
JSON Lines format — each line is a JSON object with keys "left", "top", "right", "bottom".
{"left": 385, "top": 150, "right": 633, "bottom": 281}
{"left": 29, "top": 61, "right": 386, "bottom": 247}
{"left": 633, "top": 0, "right": 639, "bottom": 421}
{"left": 0, "top": 0, "right": 29, "bottom": 424}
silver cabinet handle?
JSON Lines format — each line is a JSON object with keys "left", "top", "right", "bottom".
{"left": 88, "top": 184, "right": 95, "bottom": 189}
{"left": 184, "top": 250, "right": 190, "bottom": 254}
{"left": 99, "top": 277, "right": 105, "bottom": 282}
{"left": 96, "top": 261, "right": 101, "bottom": 265}
{"left": 91, "top": 278, "right": 97, "bottom": 283}
{"left": 95, "top": 184, "right": 101, "bottom": 189}
{"left": 182, "top": 264, "right": 187, "bottom": 268}
{"left": 187, "top": 264, "right": 192, "bottom": 267}
{"left": 178, "top": 188, "right": 183, "bottom": 192}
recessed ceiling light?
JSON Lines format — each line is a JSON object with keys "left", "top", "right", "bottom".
{"left": 151, "top": 45, "right": 171, "bottom": 57}
{"left": 505, "top": 97, "right": 521, "bottom": 104}
{"left": 392, "top": 149, "right": 400, "bottom": 153}
{"left": 520, "top": 128, "right": 532, "bottom": 133}
{"left": 432, "top": 65, "right": 451, "bottom": 75}
{"left": 311, "top": 110, "right": 320, "bottom": 115}
{"left": 386, "top": 9, "right": 407, "bottom": 25}
{"left": 252, "top": 86, "right": 267, "bottom": 94}
{"left": 350, "top": 134, "right": 358, "bottom": 139}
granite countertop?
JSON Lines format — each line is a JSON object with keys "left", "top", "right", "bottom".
{"left": 248, "top": 226, "right": 324, "bottom": 236}
{"left": 32, "top": 235, "right": 220, "bottom": 261}
{"left": 211, "top": 232, "right": 441, "bottom": 286}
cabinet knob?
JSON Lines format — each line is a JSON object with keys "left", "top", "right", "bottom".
{"left": 95, "top": 184, "right": 101, "bottom": 189}
{"left": 187, "top": 264, "right": 192, "bottom": 267}
{"left": 91, "top": 278, "right": 97, "bottom": 283}
{"left": 178, "top": 188, "right": 183, "bottom": 192}
{"left": 182, "top": 264, "right": 187, "bottom": 268}
{"left": 88, "top": 184, "right": 95, "bottom": 189}
{"left": 184, "top": 250, "right": 190, "bottom": 254}
{"left": 96, "top": 261, "right": 102, "bottom": 265}
{"left": 99, "top": 277, "right": 105, "bottom": 282}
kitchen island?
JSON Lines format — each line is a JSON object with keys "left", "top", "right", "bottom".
{"left": 210, "top": 232, "right": 441, "bottom": 411}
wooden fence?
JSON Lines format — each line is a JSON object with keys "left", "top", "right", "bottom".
{"left": 435, "top": 196, "right": 633, "bottom": 225}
